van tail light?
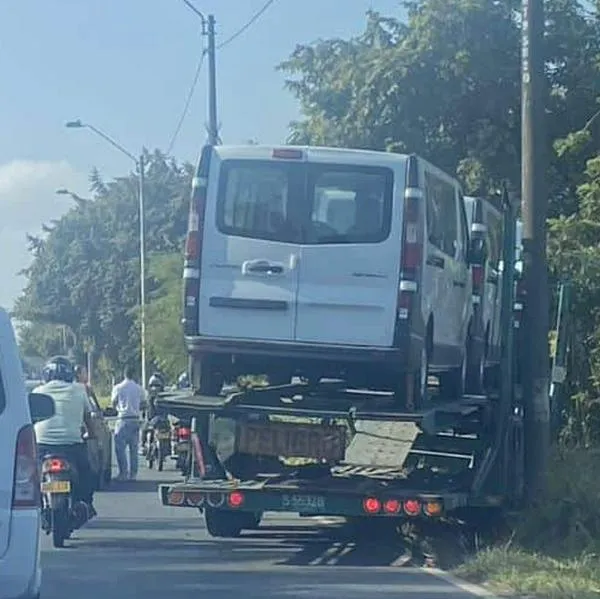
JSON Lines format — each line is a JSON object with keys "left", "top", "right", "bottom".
{"left": 472, "top": 264, "right": 484, "bottom": 296}
{"left": 395, "top": 155, "right": 423, "bottom": 328}
{"left": 12, "top": 425, "right": 40, "bottom": 509}
{"left": 183, "top": 145, "right": 212, "bottom": 337}
{"left": 178, "top": 427, "right": 191, "bottom": 441}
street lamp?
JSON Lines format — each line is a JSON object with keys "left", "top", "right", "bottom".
{"left": 65, "top": 119, "right": 148, "bottom": 389}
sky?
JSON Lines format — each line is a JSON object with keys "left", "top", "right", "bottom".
{"left": 0, "top": 0, "right": 404, "bottom": 312}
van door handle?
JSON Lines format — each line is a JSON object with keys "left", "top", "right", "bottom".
{"left": 242, "top": 260, "right": 284, "bottom": 276}
{"left": 453, "top": 280, "right": 466, "bottom": 288}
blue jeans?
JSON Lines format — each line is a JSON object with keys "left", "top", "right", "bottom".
{"left": 114, "top": 419, "right": 140, "bottom": 479}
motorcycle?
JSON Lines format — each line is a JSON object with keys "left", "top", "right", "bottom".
{"left": 171, "top": 418, "right": 192, "bottom": 476}
{"left": 145, "top": 415, "right": 171, "bottom": 471}
{"left": 39, "top": 453, "right": 91, "bottom": 548}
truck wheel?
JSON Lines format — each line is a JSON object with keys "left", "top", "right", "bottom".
{"left": 204, "top": 507, "right": 244, "bottom": 538}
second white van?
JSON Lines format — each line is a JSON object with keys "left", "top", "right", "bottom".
{"left": 182, "top": 145, "right": 481, "bottom": 408}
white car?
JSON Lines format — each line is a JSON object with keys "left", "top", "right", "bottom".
{"left": 182, "top": 145, "right": 480, "bottom": 408}
{"left": 0, "top": 308, "right": 55, "bottom": 599}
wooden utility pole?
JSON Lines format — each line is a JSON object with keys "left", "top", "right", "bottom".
{"left": 521, "top": 0, "right": 550, "bottom": 499}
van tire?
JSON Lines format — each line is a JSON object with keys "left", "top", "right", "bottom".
{"left": 395, "top": 344, "right": 429, "bottom": 411}
{"left": 465, "top": 332, "right": 485, "bottom": 395}
{"left": 192, "top": 357, "right": 224, "bottom": 396}
{"left": 439, "top": 352, "right": 466, "bottom": 400}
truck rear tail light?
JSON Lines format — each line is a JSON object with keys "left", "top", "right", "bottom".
{"left": 403, "top": 499, "right": 421, "bottom": 516}
{"left": 423, "top": 500, "right": 443, "bottom": 517}
{"left": 12, "top": 425, "right": 39, "bottom": 509}
{"left": 185, "top": 492, "right": 204, "bottom": 507}
{"left": 362, "top": 497, "right": 381, "bottom": 514}
{"left": 228, "top": 491, "right": 245, "bottom": 508}
{"left": 383, "top": 499, "right": 402, "bottom": 514}
{"left": 168, "top": 491, "right": 185, "bottom": 506}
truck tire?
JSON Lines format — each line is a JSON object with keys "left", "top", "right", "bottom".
{"left": 204, "top": 507, "right": 244, "bottom": 538}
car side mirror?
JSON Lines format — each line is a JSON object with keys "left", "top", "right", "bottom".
{"left": 102, "top": 407, "right": 117, "bottom": 417}
{"left": 28, "top": 392, "right": 55, "bottom": 424}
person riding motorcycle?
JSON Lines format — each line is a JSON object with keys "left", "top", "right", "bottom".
{"left": 33, "top": 356, "right": 97, "bottom": 517}
{"left": 177, "top": 371, "right": 189, "bottom": 389}
{"left": 141, "top": 372, "right": 167, "bottom": 455}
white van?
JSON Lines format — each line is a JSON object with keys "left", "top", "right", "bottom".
{"left": 0, "top": 308, "right": 54, "bottom": 599}
{"left": 182, "top": 145, "right": 479, "bottom": 408}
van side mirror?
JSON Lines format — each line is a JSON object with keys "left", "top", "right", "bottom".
{"left": 28, "top": 392, "right": 55, "bottom": 424}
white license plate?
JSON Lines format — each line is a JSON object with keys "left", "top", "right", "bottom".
{"left": 281, "top": 494, "right": 326, "bottom": 513}
{"left": 41, "top": 480, "right": 71, "bottom": 494}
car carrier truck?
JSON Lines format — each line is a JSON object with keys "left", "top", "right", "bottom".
{"left": 156, "top": 172, "right": 528, "bottom": 542}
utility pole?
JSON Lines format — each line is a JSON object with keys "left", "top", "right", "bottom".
{"left": 207, "top": 15, "right": 219, "bottom": 145}
{"left": 182, "top": 2, "right": 219, "bottom": 145}
{"left": 521, "top": 0, "right": 550, "bottom": 499}
{"left": 138, "top": 153, "right": 147, "bottom": 389}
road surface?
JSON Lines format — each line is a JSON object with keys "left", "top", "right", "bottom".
{"left": 41, "top": 464, "right": 488, "bottom": 599}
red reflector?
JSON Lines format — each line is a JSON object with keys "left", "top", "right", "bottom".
{"left": 272, "top": 148, "right": 303, "bottom": 160}
{"left": 178, "top": 427, "right": 191, "bottom": 440}
{"left": 43, "top": 458, "right": 68, "bottom": 473}
{"left": 362, "top": 497, "right": 381, "bottom": 514}
{"left": 228, "top": 491, "right": 245, "bottom": 508}
{"left": 383, "top": 499, "right": 402, "bottom": 514}
{"left": 403, "top": 499, "right": 421, "bottom": 516}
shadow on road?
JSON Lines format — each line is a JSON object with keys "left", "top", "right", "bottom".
{"left": 102, "top": 479, "right": 178, "bottom": 494}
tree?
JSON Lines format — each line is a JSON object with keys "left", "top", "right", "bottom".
{"left": 16, "top": 150, "right": 193, "bottom": 387}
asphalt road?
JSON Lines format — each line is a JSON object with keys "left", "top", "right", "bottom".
{"left": 40, "top": 462, "right": 487, "bottom": 599}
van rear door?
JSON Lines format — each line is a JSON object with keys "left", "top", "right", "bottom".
{"left": 293, "top": 153, "right": 401, "bottom": 347}
{"left": 197, "top": 149, "right": 303, "bottom": 341}
{"left": 0, "top": 367, "right": 10, "bottom": 558}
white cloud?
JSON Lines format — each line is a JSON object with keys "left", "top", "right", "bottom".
{"left": 0, "top": 159, "right": 88, "bottom": 311}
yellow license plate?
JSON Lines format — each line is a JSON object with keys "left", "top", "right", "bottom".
{"left": 41, "top": 480, "right": 71, "bottom": 493}
{"left": 157, "top": 432, "right": 171, "bottom": 439}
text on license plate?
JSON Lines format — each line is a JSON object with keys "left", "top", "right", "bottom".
{"left": 281, "top": 494, "right": 326, "bottom": 513}
{"left": 41, "top": 480, "right": 71, "bottom": 493}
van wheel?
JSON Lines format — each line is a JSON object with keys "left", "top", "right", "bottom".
{"left": 465, "top": 333, "right": 485, "bottom": 395}
{"left": 439, "top": 352, "right": 466, "bottom": 401}
{"left": 395, "top": 345, "right": 429, "bottom": 411}
{"left": 193, "top": 357, "right": 225, "bottom": 396}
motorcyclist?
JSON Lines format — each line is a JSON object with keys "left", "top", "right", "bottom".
{"left": 177, "top": 371, "right": 189, "bottom": 389}
{"left": 33, "top": 356, "right": 97, "bottom": 518}
{"left": 141, "top": 372, "right": 166, "bottom": 455}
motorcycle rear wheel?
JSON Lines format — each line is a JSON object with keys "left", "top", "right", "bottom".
{"left": 51, "top": 506, "right": 69, "bottom": 548}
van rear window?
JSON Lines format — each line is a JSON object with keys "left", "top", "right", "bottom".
{"left": 216, "top": 160, "right": 394, "bottom": 245}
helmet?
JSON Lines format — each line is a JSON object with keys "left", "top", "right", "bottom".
{"left": 177, "top": 372, "right": 189, "bottom": 388}
{"left": 148, "top": 372, "right": 164, "bottom": 391}
{"left": 42, "top": 356, "right": 75, "bottom": 384}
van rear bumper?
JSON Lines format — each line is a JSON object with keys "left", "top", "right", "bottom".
{"left": 186, "top": 335, "right": 423, "bottom": 369}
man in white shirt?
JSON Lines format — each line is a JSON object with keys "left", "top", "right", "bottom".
{"left": 111, "top": 366, "right": 146, "bottom": 481}
{"left": 34, "top": 356, "right": 96, "bottom": 513}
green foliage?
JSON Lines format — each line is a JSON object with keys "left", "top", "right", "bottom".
{"left": 144, "top": 252, "right": 187, "bottom": 381}
{"left": 16, "top": 150, "right": 192, "bottom": 387}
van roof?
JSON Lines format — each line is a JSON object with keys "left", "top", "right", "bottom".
{"left": 212, "top": 145, "right": 411, "bottom": 167}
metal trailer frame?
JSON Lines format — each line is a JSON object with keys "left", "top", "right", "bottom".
{"left": 157, "top": 185, "right": 524, "bottom": 531}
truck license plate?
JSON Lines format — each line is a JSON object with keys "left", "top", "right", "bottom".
{"left": 281, "top": 494, "right": 326, "bottom": 513}
{"left": 41, "top": 480, "right": 71, "bottom": 493}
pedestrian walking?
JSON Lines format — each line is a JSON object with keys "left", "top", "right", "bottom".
{"left": 111, "top": 366, "right": 146, "bottom": 481}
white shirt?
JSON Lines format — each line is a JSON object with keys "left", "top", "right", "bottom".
{"left": 33, "top": 380, "right": 90, "bottom": 445}
{"left": 111, "top": 378, "right": 145, "bottom": 419}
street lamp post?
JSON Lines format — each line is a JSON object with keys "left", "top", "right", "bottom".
{"left": 65, "top": 119, "right": 147, "bottom": 389}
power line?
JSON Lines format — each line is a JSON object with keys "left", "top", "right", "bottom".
{"left": 166, "top": 49, "right": 206, "bottom": 155}
{"left": 217, "top": 0, "right": 276, "bottom": 50}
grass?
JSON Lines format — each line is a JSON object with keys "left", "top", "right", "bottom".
{"left": 455, "top": 448, "right": 600, "bottom": 599}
